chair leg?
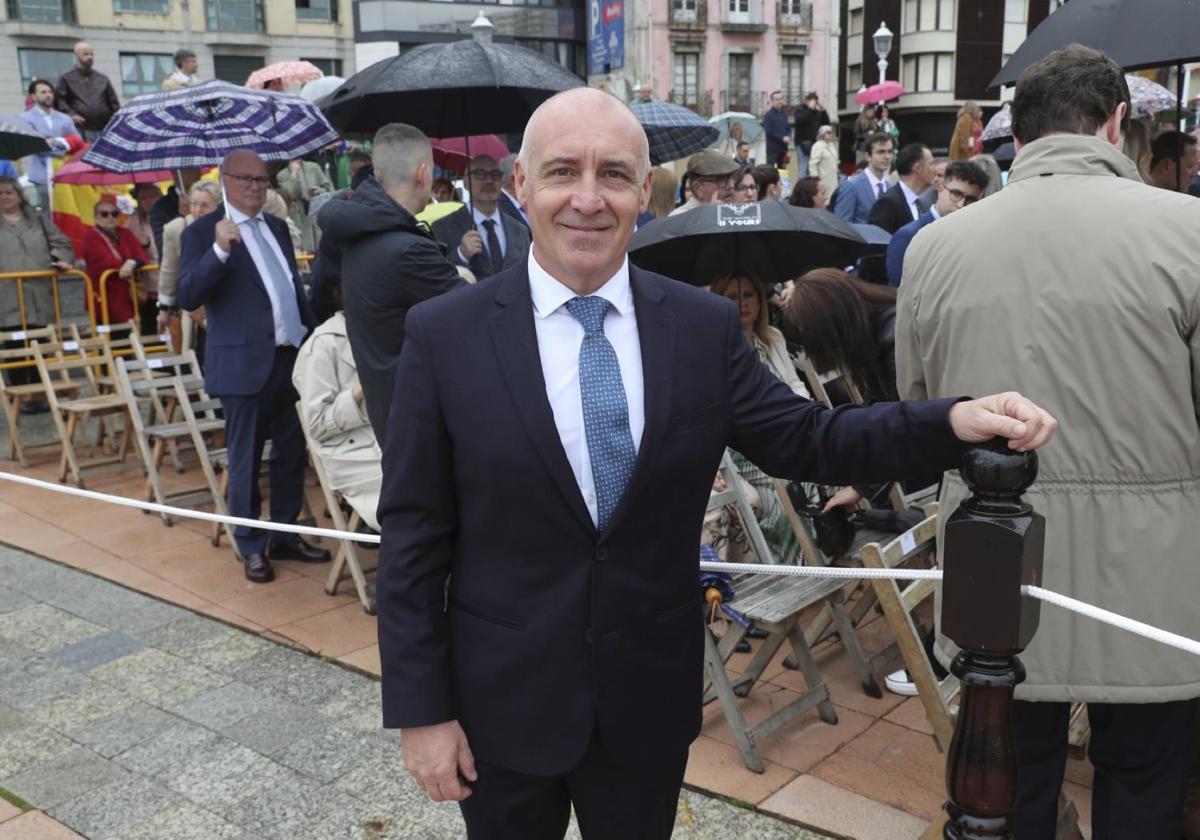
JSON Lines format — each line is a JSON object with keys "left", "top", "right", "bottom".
{"left": 831, "top": 597, "right": 882, "bottom": 698}
{"left": 2, "top": 396, "right": 27, "bottom": 467}
{"left": 783, "top": 617, "right": 839, "bottom": 725}
{"left": 703, "top": 624, "right": 765, "bottom": 773}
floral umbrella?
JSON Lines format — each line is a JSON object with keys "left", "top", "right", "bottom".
{"left": 980, "top": 104, "right": 1013, "bottom": 142}
{"left": 1125, "top": 73, "right": 1177, "bottom": 119}
{"left": 246, "top": 61, "right": 324, "bottom": 91}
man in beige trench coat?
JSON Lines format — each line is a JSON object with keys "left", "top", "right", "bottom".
{"left": 897, "top": 45, "right": 1200, "bottom": 837}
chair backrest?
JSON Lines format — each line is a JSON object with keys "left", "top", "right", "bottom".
{"left": 129, "top": 329, "right": 174, "bottom": 361}
{"left": 857, "top": 510, "right": 956, "bottom": 750}
{"left": 791, "top": 350, "right": 865, "bottom": 408}
{"left": 0, "top": 326, "right": 59, "bottom": 386}
{"left": 31, "top": 338, "right": 117, "bottom": 410}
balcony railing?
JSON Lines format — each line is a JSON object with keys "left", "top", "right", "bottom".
{"left": 669, "top": 0, "right": 706, "bottom": 30}
{"left": 666, "top": 89, "right": 715, "bottom": 119}
{"left": 777, "top": 0, "right": 812, "bottom": 30}
{"left": 719, "top": 89, "right": 770, "bottom": 116}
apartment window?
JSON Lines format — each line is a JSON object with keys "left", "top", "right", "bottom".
{"left": 6, "top": 0, "right": 75, "bottom": 21}
{"left": 302, "top": 58, "right": 343, "bottom": 77}
{"left": 849, "top": 8, "right": 863, "bottom": 35}
{"left": 779, "top": 0, "right": 805, "bottom": 16}
{"left": 906, "top": 51, "right": 954, "bottom": 92}
{"left": 206, "top": 0, "right": 265, "bottom": 32}
{"left": 673, "top": 51, "right": 700, "bottom": 107}
{"left": 847, "top": 63, "right": 862, "bottom": 92}
{"left": 120, "top": 53, "right": 174, "bottom": 96}
{"left": 18, "top": 48, "right": 74, "bottom": 93}
{"left": 671, "top": 0, "right": 697, "bottom": 20}
{"left": 780, "top": 55, "right": 804, "bottom": 105}
{"left": 296, "top": 0, "right": 336, "bottom": 22}
{"left": 727, "top": 53, "right": 752, "bottom": 113}
{"left": 727, "top": 0, "right": 749, "bottom": 21}
{"left": 904, "top": 0, "right": 953, "bottom": 32}
{"left": 213, "top": 54, "right": 265, "bottom": 84}
{"left": 114, "top": 0, "right": 169, "bottom": 11}
{"left": 1004, "top": 0, "right": 1026, "bottom": 22}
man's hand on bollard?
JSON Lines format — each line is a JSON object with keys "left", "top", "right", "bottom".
{"left": 948, "top": 392, "right": 1058, "bottom": 453}
{"left": 401, "top": 719, "right": 478, "bottom": 802}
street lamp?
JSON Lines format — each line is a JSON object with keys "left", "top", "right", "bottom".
{"left": 873, "top": 22, "right": 894, "bottom": 84}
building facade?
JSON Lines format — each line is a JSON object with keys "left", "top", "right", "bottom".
{"left": 352, "top": 0, "right": 588, "bottom": 81}
{"left": 836, "top": 0, "right": 1064, "bottom": 153}
{"left": 0, "top": 0, "right": 355, "bottom": 115}
{"left": 588, "top": 0, "right": 840, "bottom": 118}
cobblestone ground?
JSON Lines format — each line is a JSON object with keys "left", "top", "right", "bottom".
{"left": 0, "top": 547, "right": 828, "bottom": 839}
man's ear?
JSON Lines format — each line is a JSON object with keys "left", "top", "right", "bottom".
{"left": 414, "top": 161, "right": 429, "bottom": 191}
{"left": 640, "top": 168, "right": 653, "bottom": 214}
{"left": 514, "top": 159, "right": 528, "bottom": 205}
{"left": 1102, "top": 102, "right": 1127, "bottom": 146}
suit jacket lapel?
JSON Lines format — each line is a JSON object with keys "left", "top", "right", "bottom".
{"left": 489, "top": 269, "right": 597, "bottom": 535}
{"left": 603, "top": 266, "right": 675, "bottom": 537}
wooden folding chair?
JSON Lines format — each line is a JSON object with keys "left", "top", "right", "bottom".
{"left": 32, "top": 339, "right": 132, "bottom": 487}
{"left": 114, "top": 353, "right": 238, "bottom": 556}
{"left": 295, "top": 402, "right": 377, "bottom": 615}
{"left": 702, "top": 451, "right": 879, "bottom": 772}
{"left": 858, "top": 518, "right": 1085, "bottom": 839}
{"left": 0, "top": 326, "right": 85, "bottom": 466}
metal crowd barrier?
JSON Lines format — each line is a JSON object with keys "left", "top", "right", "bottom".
{"left": 92, "top": 264, "right": 159, "bottom": 333}
{"left": 0, "top": 269, "right": 91, "bottom": 372}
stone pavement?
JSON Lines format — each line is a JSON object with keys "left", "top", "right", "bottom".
{"left": 0, "top": 546, "right": 829, "bottom": 840}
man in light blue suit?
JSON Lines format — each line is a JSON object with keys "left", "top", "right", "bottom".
{"left": 833, "top": 131, "right": 893, "bottom": 224}
{"left": 20, "top": 79, "right": 79, "bottom": 217}
{"left": 886, "top": 160, "right": 989, "bottom": 287}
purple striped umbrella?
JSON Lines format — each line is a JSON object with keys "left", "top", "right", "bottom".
{"left": 82, "top": 80, "right": 340, "bottom": 172}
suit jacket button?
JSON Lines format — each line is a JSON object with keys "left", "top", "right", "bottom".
{"left": 594, "top": 547, "right": 608, "bottom": 562}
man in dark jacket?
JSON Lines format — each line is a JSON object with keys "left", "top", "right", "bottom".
{"left": 317, "top": 124, "right": 466, "bottom": 443}
{"left": 55, "top": 42, "right": 120, "bottom": 138}
{"left": 761, "top": 91, "right": 791, "bottom": 168}
{"left": 792, "top": 92, "right": 830, "bottom": 178}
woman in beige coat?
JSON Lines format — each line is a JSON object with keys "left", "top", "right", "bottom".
{"left": 0, "top": 176, "right": 74, "bottom": 332}
{"left": 807, "top": 125, "right": 840, "bottom": 202}
{"left": 292, "top": 295, "right": 382, "bottom": 531}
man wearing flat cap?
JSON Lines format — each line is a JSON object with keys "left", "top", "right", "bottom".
{"left": 670, "top": 150, "right": 739, "bottom": 216}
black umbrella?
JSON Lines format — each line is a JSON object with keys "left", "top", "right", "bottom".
{"left": 320, "top": 35, "right": 584, "bottom": 137}
{"left": 991, "top": 0, "right": 1200, "bottom": 86}
{"left": 0, "top": 115, "right": 49, "bottom": 160}
{"left": 629, "top": 202, "right": 867, "bottom": 287}
{"left": 992, "top": 142, "right": 1016, "bottom": 170}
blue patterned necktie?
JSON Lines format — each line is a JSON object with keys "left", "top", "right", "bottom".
{"left": 566, "top": 296, "right": 636, "bottom": 531}
{"left": 248, "top": 217, "right": 305, "bottom": 347}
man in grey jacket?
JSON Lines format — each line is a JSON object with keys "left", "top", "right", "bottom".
{"left": 898, "top": 45, "right": 1200, "bottom": 837}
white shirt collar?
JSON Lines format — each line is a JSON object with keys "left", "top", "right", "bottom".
{"left": 472, "top": 205, "right": 502, "bottom": 227}
{"left": 929, "top": 204, "right": 941, "bottom": 221}
{"left": 865, "top": 168, "right": 887, "bottom": 190}
{"left": 225, "top": 201, "right": 263, "bottom": 225}
{"left": 528, "top": 250, "right": 632, "bottom": 321}
{"left": 898, "top": 179, "right": 920, "bottom": 209}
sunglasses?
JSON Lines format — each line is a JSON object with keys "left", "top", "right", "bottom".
{"left": 95, "top": 210, "right": 119, "bottom": 218}
{"left": 469, "top": 169, "right": 504, "bottom": 181}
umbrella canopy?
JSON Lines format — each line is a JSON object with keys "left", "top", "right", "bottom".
{"left": 246, "top": 60, "right": 324, "bottom": 90}
{"left": 1126, "top": 74, "right": 1178, "bottom": 119}
{"left": 980, "top": 106, "right": 1013, "bottom": 142}
{"left": 708, "top": 112, "right": 764, "bottom": 145}
{"left": 630, "top": 101, "right": 720, "bottom": 165}
{"left": 0, "top": 115, "right": 49, "bottom": 160}
{"left": 416, "top": 200, "right": 465, "bottom": 226}
{"left": 992, "top": 0, "right": 1200, "bottom": 87}
{"left": 82, "top": 81, "right": 341, "bottom": 172}
{"left": 850, "top": 223, "right": 892, "bottom": 251}
{"left": 854, "top": 81, "right": 906, "bottom": 106}
{"left": 992, "top": 142, "right": 1017, "bottom": 170}
{"left": 300, "top": 75, "right": 345, "bottom": 104}
{"left": 629, "top": 202, "right": 867, "bottom": 287}
{"left": 321, "top": 39, "right": 584, "bottom": 137}
{"left": 430, "top": 135, "right": 511, "bottom": 171}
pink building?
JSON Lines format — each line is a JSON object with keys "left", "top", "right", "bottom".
{"left": 591, "top": 0, "right": 838, "bottom": 118}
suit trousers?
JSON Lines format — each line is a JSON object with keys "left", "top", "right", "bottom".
{"left": 218, "top": 346, "right": 306, "bottom": 556}
{"left": 1013, "top": 698, "right": 1195, "bottom": 839}
{"left": 459, "top": 727, "right": 689, "bottom": 840}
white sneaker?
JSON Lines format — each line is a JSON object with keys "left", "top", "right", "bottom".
{"left": 884, "top": 668, "right": 919, "bottom": 696}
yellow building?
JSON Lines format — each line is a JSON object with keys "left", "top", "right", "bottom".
{"left": 0, "top": 0, "right": 354, "bottom": 113}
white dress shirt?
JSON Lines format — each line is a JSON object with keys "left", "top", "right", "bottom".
{"left": 865, "top": 168, "right": 888, "bottom": 200}
{"left": 898, "top": 180, "right": 922, "bottom": 221}
{"left": 212, "top": 202, "right": 295, "bottom": 346}
{"left": 528, "top": 250, "right": 645, "bottom": 527}
{"left": 458, "top": 206, "right": 506, "bottom": 264}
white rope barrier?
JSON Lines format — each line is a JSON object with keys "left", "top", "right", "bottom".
{"left": 0, "top": 471, "right": 382, "bottom": 544}
{"left": 1022, "top": 584, "right": 1200, "bottom": 658}
{"left": 2, "top": 470, "right": 1199, "bottom": 657}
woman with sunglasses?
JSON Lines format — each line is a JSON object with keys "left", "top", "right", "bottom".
{"left": 81, "top": 196, "right": 148, "bottom": 327}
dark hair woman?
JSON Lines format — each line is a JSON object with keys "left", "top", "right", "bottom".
{"left": 787, "top": 176, "right": 827, "bottom": 210}
{"left": 782, "top": 267, "right": 898, "bottom": 402}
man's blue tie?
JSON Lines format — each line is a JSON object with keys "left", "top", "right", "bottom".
{"left": 566, "top": 296, "right": 636, "bottom": 531}
{"left": 249, "top": 217, "right": 305, "bottom": 347}
{"left": 876, "top": 181, "right": 885, "bottom": 199}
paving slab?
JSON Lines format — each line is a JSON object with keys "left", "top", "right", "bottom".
{"left": 47, "top": 777, "right": 184, "bottom": 840}
{"left": 65, "top": 703, "right": 178, "bottom": 759}
{"left": 1, "top": 747, "right": 131, "bottom": 810}
{"left": 46, "top": 629, "right": 145, "bottom": 672}
{"left": 169, "top": 680, "right": 277, "bottom": 731}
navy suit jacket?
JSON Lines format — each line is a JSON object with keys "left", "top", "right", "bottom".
{"left": 886, "top": 210, "right": 937, "bottom": 287}
{"left": 177, "top": 208, "right": 317, "bottom": 396}
{"left": 867, "top": 182, "right": 920, "bottom": 234}
{"left": 833, "top": 171, "right": 882, "bottom": 224}
{"left": 376, "top": 261, "right": 967, "bottom": 775}
{"left": 430, "top": 205, "right": 531, "bottom": 280}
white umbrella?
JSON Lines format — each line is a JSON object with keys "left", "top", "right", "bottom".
{"left": 301, "top": 76, "right": 345, "bottom": 104}
{"left": 708, "top": 111, "right": 764, "bottom": 145}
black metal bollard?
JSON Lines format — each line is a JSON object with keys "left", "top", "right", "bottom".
{"left": 941, "top": 439, "right": 1046, "bottom": 839}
